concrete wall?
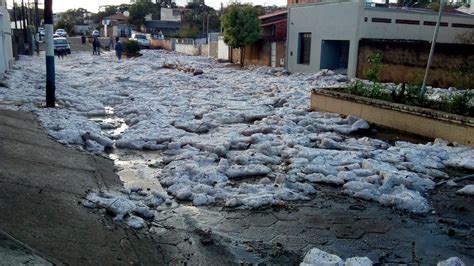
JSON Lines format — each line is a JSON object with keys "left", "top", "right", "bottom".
{"left": 151, "top": 39, "right": 172, "bottom": 50}
{"left": 0, "top": 2, "right": 14, "bottom": 74}
{"left": 287, "top": 1, "right": 362, "bottom": 77}
{"left": 208, "top": 41, "right": 218, "bottom": 58}
{"left": 357, "top": 40, "right": 474, "bottom": 88}
{"left": 175, "top": 43, "right": 200, "bottom": 56}
{"left": 311, "top": 90, "right": 474, "bottom": 146}
{"left": 201, "top": 44, "right": 209, "bottom": 57}
{"left": 361, "top": 8, "right": 474, "bottom": 43}
{"left": 243, "top": 40, "right": 286, "bottom": 67}
{"left": 218, "top": 36, "right": 230, "bottom": 61}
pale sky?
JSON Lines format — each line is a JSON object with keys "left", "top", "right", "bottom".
{"left": 6, "top": 0, "right": 287, "bottom": 13}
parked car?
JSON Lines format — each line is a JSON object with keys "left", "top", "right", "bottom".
{"left": 39, "top": 27, "right": 45, "bottom": 37}
{"left": 129, "top": 34, "right": 150, "bottom": 49}
{"left": 92, "top": 30, "right": 100, "bottom": 37}
{"left": 55, "top": 29, "right": 67, "bottom": 37}
{"left": 53, "top": 37, "right": 71, "bottom": 55}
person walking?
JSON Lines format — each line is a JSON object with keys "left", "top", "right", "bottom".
{"left": 115, "top": 37, "right": 123, "bottom": 60}
{"left": 92, "top": 36, "right": 97, "bottom": 55}
{"left": 109, "top": 37, "right": 114, "bottom": 50}
{"left": 95, "top": 37, "right": 101, "bottom": 56}
{"left": 81, "top": 33, "right": 86, "bottom": 45}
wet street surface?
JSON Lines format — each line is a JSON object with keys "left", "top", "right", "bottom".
{"left": 103, "top": 147, "right": 473, "bottom": 265}
{"left": 83, "top": 93, "right": 474, "bottom": 265}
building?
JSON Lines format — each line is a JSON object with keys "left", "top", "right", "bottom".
{"left": 0, "top": 0, "right": 14, "bottom": 74}
{"left": 288, "top": 0, "right": 320, "bottom": 5}
{"left": 243, "top": 9, "right": 288, "bottom": 67}
{"left": 287, "top": 0, "right": 474, "bottom": 79}
{"left": 105, "top": 13, "right": 130, "bottom": 37}
{"left": 457, "top": 1, "right": 474, "bottom": 15}
{"left": 161, "top": 7, "right": 182, "bottom": 22}
{"left": 143, "top": 20, "right": 181, "bottom": 37}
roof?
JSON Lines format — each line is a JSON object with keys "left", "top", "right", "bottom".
{"left": 144, "top": 20, "right": 182, "bottom": 29}
{"left": 365, "top": 7, "right": 474, "bottom": 19}
{"left": 108, "top": 13, "right": 127, "bottom": 21}
{"left": 260, "top": 19, "right": 287, "bottom": 27}
{"left": 258, "top": 9, "right": 288, "bottom": 20}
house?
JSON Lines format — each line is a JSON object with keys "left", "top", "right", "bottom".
{"left": 105, "top": 13, "right": 130, "bottom": 37}
{"left": 242, "top": 9, "right": 288, "bottom": 67}
{"left": 143, "top": 20, "right": 181, "bottom": 37}
{"left": 457, "top": 1, "right": 473, "bottom": 15}
{"left": 287, "top": 0, "right": 474, "bottom": 83}
{"left": 0, "top": 0, "right": 14, "bottom": 74}
{"left": 161, "top": 7, "right": 182, "bottom": 22}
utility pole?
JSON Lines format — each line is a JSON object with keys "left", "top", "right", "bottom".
{"left": 13, "top": 1, "right": 18, "bottom": 30}
{"left": 419, "top": 0, "right": 444, "bottom": 102}
{"left": 35, "top": 0, "right": 39, "bottom": 55}
{"left": 45, "top": 0, "right": 55, "bottom": 107}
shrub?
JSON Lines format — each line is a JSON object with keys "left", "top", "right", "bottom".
{"left": 365, "top": 53, "right": 383, "bottom": 83}
{"left": 451, "top": 62, "right": 474, "bottom": 90}
{"left": 441, "top": 92, "right": 473, "bottom": 116}
{"left": 347, "top": 80, "right": 366, "bottom": 96}
{"left": 123, "top": 40, "right": 141, "bottom": 55}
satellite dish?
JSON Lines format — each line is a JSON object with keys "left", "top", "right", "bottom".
{"left": 123, "top": 11, "right": 130, "bottom": 17}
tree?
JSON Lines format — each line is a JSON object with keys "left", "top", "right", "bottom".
{"left": 129, "top": 0, "right": 154, "bottom": 29}
{"left": 222, "top": 3, "right": 261, "bottom": 67}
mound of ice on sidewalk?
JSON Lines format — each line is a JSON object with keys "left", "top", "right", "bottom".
{"left": 301, "top": 248, "right": 466, "bottom": 266}
{"left": 300, "top": 248, "right": 344, "bottom": 266}
{"left": 456, "top": 185, "right": 474, "bottom": 196}
{"left": 36, "top": 108, "right": 113, "bottom": 154}
{"left": 437, "top": 257, "right": 466, "bottom": 266}
{"left": 83, "top": 189, "right": 169, "bottom": 229}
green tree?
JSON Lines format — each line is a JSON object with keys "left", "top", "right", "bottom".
{"left": 129, "top": 0, "right": 154, "bottom": 29}
{"left": 222, "top": 3, "right": 261, "bottom": 67}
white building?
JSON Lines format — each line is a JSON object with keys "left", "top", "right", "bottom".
{"left": 286, "top": 0, "right": 474, "bottom": 77}
{"left": 160, "top": 8, "right": 182, "bottom": 22}
{"left": 0, "top": 0, "right": 14, "bottom": 74}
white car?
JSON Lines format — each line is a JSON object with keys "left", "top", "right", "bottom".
{"left": 129, "top": 34, "right": 150, "bottom": 49}
{"left": 55, "top": 29, "right": 67, "bottom": 37}
{"left": 92, "top": 30, "right": 100, "bottom": 37}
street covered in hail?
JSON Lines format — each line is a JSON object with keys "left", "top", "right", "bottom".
{"left": 2, "top": 50, "right": 473, "bottom": 231}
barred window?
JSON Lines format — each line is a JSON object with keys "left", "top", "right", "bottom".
{"left": 298, "top": 33, "right": 311, "bottom": 65}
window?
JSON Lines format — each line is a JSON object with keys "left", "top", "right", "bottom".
{"left": 452, "top": 23, "right": 474, "bottom": 29}
{"left": 395, "top": 19, "right": 420, "bottom": 25}
{"left": 423, "top": 21, "right": 448, "bottom": 27}
{"left": 298, "top": 33, "right": 311, "bottom": 65}
{"left": 372, "top": 18, "right": 391, "bottom": 23}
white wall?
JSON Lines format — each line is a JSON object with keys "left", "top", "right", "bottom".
{"left": 287, "top": 1, "right": 362, "bottom": 77}
{"left": 361, "top": 8, "right": 474, "bottom": 43}
{"left": 217, "top": 35, "right": 229, "bottom": 61}
{"left": 161, "top": 8, "right": 181, "bottom": 22}
{"left": 287, "top": 1, "right": 474, "bottom": 77}
{"left": 0, "top": 0, "right": 14, "bottom": 74}
{"left": 175, "top": 43, "right": 200, "bottom": 56}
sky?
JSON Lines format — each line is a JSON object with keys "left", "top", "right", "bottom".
{"left": 6, "top": 0, "right": 287, "bottom": 13}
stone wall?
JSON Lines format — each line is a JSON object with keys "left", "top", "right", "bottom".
{"left": 357, "top": 39, "right": 474, "bottom": 88}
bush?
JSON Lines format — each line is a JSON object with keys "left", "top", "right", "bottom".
{"left": 123, "top": 40, "right": 141, "bottom": 55}
{"left": 347, "top": 80, "right": 366, "bottom": 96}
{"left": 441, "top": 92, "right": 473, "bottom": 116}
{"left": 365, "top": 53, "right": 383, "bottom": 83}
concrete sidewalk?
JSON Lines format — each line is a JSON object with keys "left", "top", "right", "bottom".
{"left": 0, "top": 109, "right": 162, "bottom": 264}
